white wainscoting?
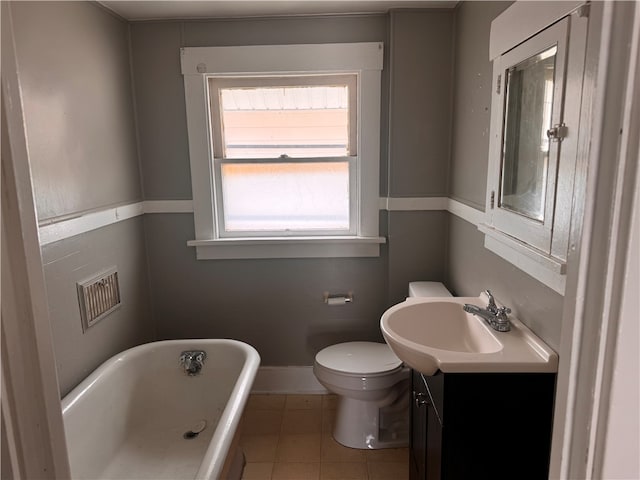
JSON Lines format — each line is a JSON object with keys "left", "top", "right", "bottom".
{"left": 38, "top": 197, "right": 481, "bottom": 245}
{"left": 38, "top": 203, "right": 145, "bottom": 246}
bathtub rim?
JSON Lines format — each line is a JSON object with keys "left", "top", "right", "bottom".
{"left": 195, "top": 339, "right": 260, "bottom": 480}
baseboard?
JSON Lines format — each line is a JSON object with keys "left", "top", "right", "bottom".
{"left": 251, "top": 366, "right": 329, "bottom": 394}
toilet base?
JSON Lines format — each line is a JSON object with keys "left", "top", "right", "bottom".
{"left": 332, "top": 392, "right": 409, "bottom": 449}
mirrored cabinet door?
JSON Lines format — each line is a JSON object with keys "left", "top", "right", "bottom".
{"left": 490, "top": 18, "right": 569, "bottom": 254}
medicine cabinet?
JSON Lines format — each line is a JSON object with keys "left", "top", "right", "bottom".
{"left": 482, "top": 3, "right": 590, "bottom": 294}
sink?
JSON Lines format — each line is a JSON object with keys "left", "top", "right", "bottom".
{"left": 384, "top": 301, "right": 502, "bottom": 354}
{"left": 380, "top": 294, "right": 558, "bottom": 375}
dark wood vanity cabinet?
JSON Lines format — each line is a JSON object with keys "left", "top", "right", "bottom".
{"left": 410, "top": 369, "right": 556, "bottom": 480}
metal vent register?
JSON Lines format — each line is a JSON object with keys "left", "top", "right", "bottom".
{"left": 77, "top": 267, "right": 121, "bottom": 331}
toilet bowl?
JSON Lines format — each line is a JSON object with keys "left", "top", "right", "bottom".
{"left": 314, "top": 341, "right": 409, "bottom": 449}
{"left": 313, "top": 281, "right": 452, "bottom": 449}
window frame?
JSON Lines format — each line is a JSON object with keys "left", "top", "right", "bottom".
{"left": 210, "top": 74, "right": 357, "bottom": 238}
{"left": 180, "top": 43, "right": 385, "bottom": 259}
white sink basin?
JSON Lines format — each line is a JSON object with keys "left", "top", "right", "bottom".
{"left": 380, "top": 293, "right": 558, "bottom": 375}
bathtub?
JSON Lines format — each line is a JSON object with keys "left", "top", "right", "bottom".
{"left": 62, "top": 339, "right": 260, "bottom": 480}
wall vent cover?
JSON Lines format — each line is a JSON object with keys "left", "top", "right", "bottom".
{"left": 77, "top": 267, "right": 121, "bottom": 332}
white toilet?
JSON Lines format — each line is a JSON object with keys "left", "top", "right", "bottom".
{"left": 313, "top": 281, "right": 452, "bottom": 449}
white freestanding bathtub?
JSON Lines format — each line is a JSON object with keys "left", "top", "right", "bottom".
{"left": 62, "top": 339, "right": 260, "bottom": 480}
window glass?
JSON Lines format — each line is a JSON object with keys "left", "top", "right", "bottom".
{"left": 220, "top": 161, "right": 350, "bottom": 232}
{"left": 219, "top": 85, "right": 350, "bottom": 159}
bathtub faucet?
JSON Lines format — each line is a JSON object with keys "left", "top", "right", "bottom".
{"left": 180, "top": 350, "right": 207, "bottom": 376}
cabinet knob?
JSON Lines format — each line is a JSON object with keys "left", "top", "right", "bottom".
{"left": 413, "top": 391, "right": 429, "bottom": 407}
{"left": 546, "top": 123, "right": 568, "bottom": 142}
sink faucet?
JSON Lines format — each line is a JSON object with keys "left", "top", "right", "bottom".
{"left": 463, "top": 290, "right": 511, "bottom": 332}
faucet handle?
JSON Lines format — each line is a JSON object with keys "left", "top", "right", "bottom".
{"left": 485, "top": 290, "right": 497, "bottom": 311}
{"left": 494, "top": 305, "right": 512, "bottom": 331}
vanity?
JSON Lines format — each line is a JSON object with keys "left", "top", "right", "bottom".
{"left": 410, "top": 370, "right": 555, "bottom": 480}
{"left": 380, "top": 294, "right": 558, "bottom": 480}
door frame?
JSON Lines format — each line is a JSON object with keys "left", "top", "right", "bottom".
{"left": 550, "top": 2, "right": 640, "bottom": 478}
{"left": 1, "top": 2, "right": 71, "bottom": 477}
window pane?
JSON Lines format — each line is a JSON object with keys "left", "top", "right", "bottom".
{"left": 221, "top": 162, "right": 349, "bottom": 232}
{"left": 219, "top": 86, "right": 350, "bottom": 158}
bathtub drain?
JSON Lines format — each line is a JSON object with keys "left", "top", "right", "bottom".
{"left": 183, "top": 419, "right": 207, "bottom": 440}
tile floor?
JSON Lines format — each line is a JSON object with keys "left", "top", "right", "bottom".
{"left": 239, "top": 394, "right": 409, "bottom": 480}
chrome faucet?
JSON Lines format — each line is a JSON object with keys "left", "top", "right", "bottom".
{"left": 180, "top": 350, "right": 207, "bottom": 376}
{"left": 463, "top": 290, "right": 511, "bottom": 332}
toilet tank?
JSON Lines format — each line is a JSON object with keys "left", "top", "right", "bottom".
{"left": 408, "top": 281, "right": 452, "bottom": 298}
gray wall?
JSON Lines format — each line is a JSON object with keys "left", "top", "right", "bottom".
{"left": 388, "top": 10, "right": 453, "bottom": 197}
{"left": 387, "top": 211, "right": 448, "bottom": 303}
{"left": 447, "top": 216, "right": 563, "bottom": 350}
{"left": 11, "top": 1, "right": 153, "bottom": 396}
{"left": 41, "top": 219, "right": 152, "bottom": 396}
{"left": 12, "top": 1, "right": 141, "bottom": 221}
{"left": 449, "top": 2, "right": 510, "bottom": 210}
{"left": 143, "top": 214, "right": 388, "bottom": 364}
{"left": 131, "top": 12, "right": 453, "bottom": 365}
{"left": 386, "top": 10, "right": 453, "bottom": 305}
{"left": 446, "top": 1, "right": 564, "bottom": 350}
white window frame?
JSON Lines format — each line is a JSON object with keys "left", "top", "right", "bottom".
{"left": 210, "top": 74, "right": 357, "bottom": 238}
{"left": 180, "top": 43, "right": 385, "bottom": 259}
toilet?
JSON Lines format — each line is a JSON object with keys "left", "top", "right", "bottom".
{"left": 313, "top": 281, "right": 452, "bottom": 449}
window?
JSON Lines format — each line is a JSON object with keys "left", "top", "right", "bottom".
{"left": 181, "top": 43, "right": 385, "bottom": 259}
{"left": 210, "top": 75, "right": 356, "bottom": 236}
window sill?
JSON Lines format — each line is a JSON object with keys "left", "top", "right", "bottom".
{"left": 187, "top": 236, "right": 386, "bottom": 259}
{"left": 478, "top": 224, "right": 566, "bottom": 295}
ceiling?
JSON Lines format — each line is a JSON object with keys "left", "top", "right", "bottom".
{"left": 99, "top": 1, "right": 457, "bottom": 21}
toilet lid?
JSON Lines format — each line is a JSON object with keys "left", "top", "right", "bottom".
{"left": 315, "top": 342, "right": 403, "bottom": 375}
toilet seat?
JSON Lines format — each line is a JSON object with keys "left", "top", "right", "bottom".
{"left": 314, "top": 342, "right": 407, "bottom": 395}
{"left": 315, "top": 341, "right": 403, "bottom": 376}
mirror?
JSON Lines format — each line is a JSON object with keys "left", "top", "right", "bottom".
{"left": 500, "top": 46, "right": 557, "bottom": 222}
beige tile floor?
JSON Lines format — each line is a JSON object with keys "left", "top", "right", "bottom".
{"left": 239, "top": 394, "right": 409, "bottom": 480}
